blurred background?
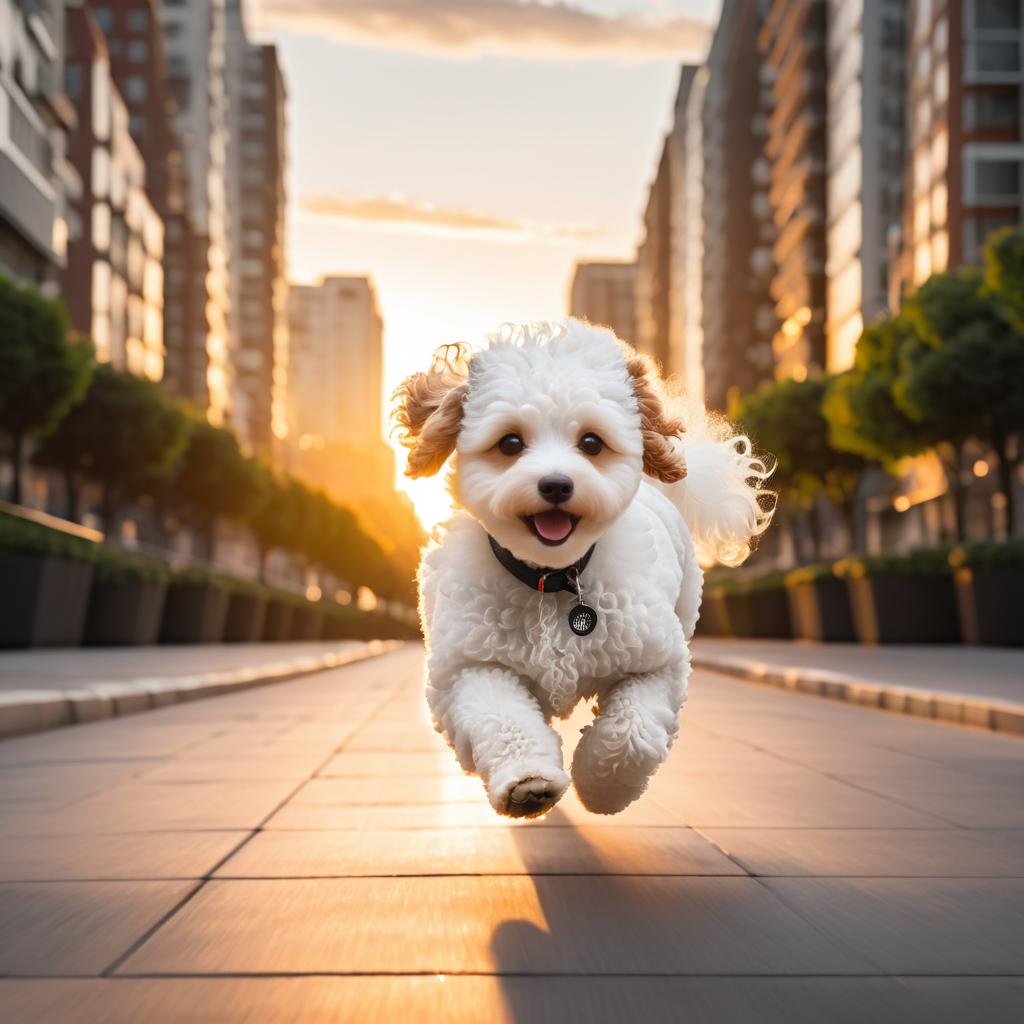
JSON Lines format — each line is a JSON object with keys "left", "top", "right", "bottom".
{"left": 0, "top": 0, "right": 1022, "bottom": 649}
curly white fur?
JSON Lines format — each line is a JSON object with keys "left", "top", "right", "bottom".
{"left": 402, "top": 320, "right": 772, "bottom": 817}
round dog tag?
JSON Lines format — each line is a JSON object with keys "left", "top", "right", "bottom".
{"left": 568, "top": 603, "right": 598, "bottom": 636}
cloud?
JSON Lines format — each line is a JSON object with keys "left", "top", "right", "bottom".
{"left": 257, "top": 0, "right": 707, "bottom": 61}
{"left": 301, "top": 193, "right": 600, "bottom": 242}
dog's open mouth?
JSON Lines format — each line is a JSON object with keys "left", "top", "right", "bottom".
{"left": 523, "top": 510, "right": 579, "bottom": 546}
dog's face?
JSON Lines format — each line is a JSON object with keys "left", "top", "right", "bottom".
{"left": 394, "top": 321, "right": 686, "bottom": 567}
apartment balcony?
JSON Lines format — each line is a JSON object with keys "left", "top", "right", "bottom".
{"left": 0, "top": 76, "right": 58, "bottom": 259}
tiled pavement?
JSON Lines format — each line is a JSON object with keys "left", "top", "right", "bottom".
{"left": 0, "top": 644, "right": 1022, "bottom": 1022}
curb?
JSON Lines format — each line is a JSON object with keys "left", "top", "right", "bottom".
{"left": 0, "top": 640, "right": 405, "bottom": 742}
{"left": 692, "top": 654, "right": 1024, "bottom": 738}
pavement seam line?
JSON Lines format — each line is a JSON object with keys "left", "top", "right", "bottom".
{"left": 98, "top": 651, "right": 414, "bottom": 977}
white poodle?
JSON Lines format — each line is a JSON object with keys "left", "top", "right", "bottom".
{"left": 394, "top": 320, "right": 772, "bottom": 818}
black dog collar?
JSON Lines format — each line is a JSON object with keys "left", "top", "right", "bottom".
{"left": 487, "top": 535, "right": 599, "bottom": 636}
{"left": 487, "top": 535, "right": 595, "bottom": 593}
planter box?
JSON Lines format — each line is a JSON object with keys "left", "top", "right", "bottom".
{"left": 954, "top": 566, "right": 1024, "bottom": 646}
{"left": 262, "top": 600, "right": 293, "bottom": 642}
{"left": 847, "top": 573, "right": 960, "bottom": 644}
{"left": 84, "top": 578, "right": 167, "bottom": 646}
{"left": 0, "top": 552, "right": 94, "bottom": 647}
{"left": 159, "top": 582, "right": 229, "bottom": 644}
{"left": 290, "top": 606, "right": 323, "bottom": 641}
{"left": 786, "top": 578, "right": 855, "bottom": 643}
{"left": 723, "top": 588, "right": 791, "bottom": 639}
{"left": 696, "top": 590, "right": 729, "bottom": 636}
{"left": 223, "top": 593, "right": 268, "bottom": 643}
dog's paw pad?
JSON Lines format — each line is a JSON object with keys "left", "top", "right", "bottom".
{"left": 505, "top": 776, "right": 562, "bottom": 819}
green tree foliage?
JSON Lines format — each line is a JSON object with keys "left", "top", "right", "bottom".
{"left": 898, "top": 269, "right": 1024, "bottom": 535}
{"left": 733, "top": 376, "right": 870, "bottom": 552}
{"left": 826, "top": 261, "right": 1024, "bottom": 540}
{"left": 168, "top": 419, "right": 264, "bottom": 558}
{"left": 823, "top": 317, "right": 934, "bottom": 469}
{"left": 33, "top": 364, "right": 186, "bottom": 531}
{"left": 901, "top": 267, "right": 994, "bottom": 349}
{"left": 248, "top": 468, "right": 307, "bottom": 581}
{"left": 985, "top": 226, "right": 1024, "bottom": 331}
{"left": 0, "top": 275, "right": 92, "bottom": 504}
{"left": 899, "top": 319, "right": 1024, "bottom": 531}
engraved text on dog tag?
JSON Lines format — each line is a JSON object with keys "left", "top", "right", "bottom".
{"left": 568, "top": 603, "right": 598, "bottom": 636}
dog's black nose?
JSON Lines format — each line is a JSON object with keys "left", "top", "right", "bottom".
{"left": 538, "top": 474, "right": 574, "bottom": 505}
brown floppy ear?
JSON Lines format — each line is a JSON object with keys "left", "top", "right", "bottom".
{"left": 392, "top": 344, "right": 470, "bottom": 478}
{"left": 624, "top": 352, "right": 687, "bottom": 483}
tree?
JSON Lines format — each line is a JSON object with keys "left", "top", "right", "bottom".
{"left": 823, "top": 317, "right": 937, "bottom": 469}
{"left": 248, "top": 469, "right": 307, "bottom": 582}
{"left": 0, "top": 275, "right": 92, "bottom": 504}
{"left": 985, "top": 226, "right": 1024, "bottom": 331}
{"left": 899, "top": 319, "right": 1024, "bottom": 531}
{"left": 733, "top": 376, "right": 870, "bottom": 556}
{"left": 168, "top": 419, "right": 264, "bottom": 559}
{"left": 896, "top": 269, "right": 1024, "bottom": 537}
{"left": 901, "top": 267, "right": 994, "bottom": 349}
{"left": 33, "top": 364, "right": 186, "bottom": 531}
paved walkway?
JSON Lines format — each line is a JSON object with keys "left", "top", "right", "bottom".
{"left": 0, "top": 645, "right": 1022, "bottom": 1021}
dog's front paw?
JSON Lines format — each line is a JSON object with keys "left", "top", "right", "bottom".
{"left": 505, "top": 776, "right": 564, "bottom": 818}
{"left": 489, "top": 766, "right": 569, "bottom": 819}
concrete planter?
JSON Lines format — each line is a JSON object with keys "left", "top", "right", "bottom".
{"left": 786, "top": 578, "right": 855, "bottom": 642}
{"left": 223, "top": 593, "right": 268, "bottom": 643}
{"left": 290, "top": 606, "right": 323, "bottom": 641}
{"left": 84, "top": 578, "right": 167, "bottom": 646}
{"left": 262, "top": 599, "right": 293, "bottom": 642}
{"left": 954, "top": 566, "right": 1024, "bottom": 646}
{"left": 0, "top": 552, "right": 94, "bottom": 647}
{"left": 723, "top": 587, "right": 791, "bottom": 638}
{"left": 159, "top": 581, "right": 229, "bottom": 644}
{"left": 847, "top": 573, "right": 960, "bottom": 644}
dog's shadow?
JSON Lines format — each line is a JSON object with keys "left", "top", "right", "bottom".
{"left": 488, "top": 804, "right": 695, "bottom": 1022}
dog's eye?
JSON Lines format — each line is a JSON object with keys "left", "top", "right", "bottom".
{"left": 497, "top": 433, "right": 524, "bottom": 456}
{"left": 579, "top": 433, "right": 604, "bottom": 456}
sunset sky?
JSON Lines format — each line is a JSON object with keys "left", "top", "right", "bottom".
{"left": 250, "top": 0, "right": 719, "bottom": 525}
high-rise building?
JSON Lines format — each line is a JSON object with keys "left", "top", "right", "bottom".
{"left": 62, "top": 5, "right": 164, "bottom": 379}
{"left": 0, "top": 0, "right": 74, "bottom": 288}
{"left": 88, "top": 1, "right": 198, "bottom": 396}
{"left": 760, "top": 0, "right": 829, "bottom": 382}
{"left": 896, "top": 0, "right": 1024, "bottom": 296}
{"left": 825, "top": 0, "right": 907, "bottom": 372}
{"left": 665, "top": 65, "right": 699, "bottom": 387}
{"left": 287, "top": 277, "right": 383, "bottom": 452}
{"left": 702, "top": 0, "right": 777, "bottom": 410}
{"left": 678, "top": 67, "right": 708, "bottom": 404}
{"left": 160, "top": 0, "right": 233, "bottom": 424}
{"left": 568, "top": 261, "right": 636, "bottom": 345}
{"left": 635, "top": 141, "right": 673, "bottom": 369}
{"left": 225, "top": 0, "right": 288, "bottom": 455}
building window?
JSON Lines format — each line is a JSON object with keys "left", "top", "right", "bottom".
{"left": 972, "top": 41, "right": 1022, "bottom": 75}
{"left": 975, "top": 0, "right": 1021, "bottom": 30}
{"left": 129, "top": 114, "right": 146, "bottom": 142}
{"left": 65, "top": 64, "right": 83, "bottom": 100}
{"left": 122, "top": 76, "right": 147, "bottom": 103}
{"left": 127, "top": 40, "right": 149, "bottom": 62}
{"left": 974, "top": 158, "right": 1022, "bottom": 200}
{"left": 963, "top": 213, "right": 1019, "bottom": 260}
{"left": 92, "top": 6, "right": 114, "bottom": 34}
{"left": 964, "top": 90, "right": 1021, "bottom": 129}
{"left": 125, "top": 9, "right": 150, "bottom": 32}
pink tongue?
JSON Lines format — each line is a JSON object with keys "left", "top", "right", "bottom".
{"left": 533, "top": 510, "right": 573, "bottom": 541}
